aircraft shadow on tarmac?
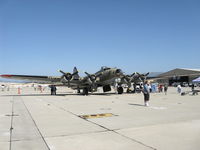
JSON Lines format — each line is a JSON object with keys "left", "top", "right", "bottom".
{"left": 1, "top": 92, "right": 119, "bottom": 97}
{"left": 1, "top": 94, "right": 67, "bottom": 97}
{"left": 128, "top": 103, "right": 145, "bottom": 107}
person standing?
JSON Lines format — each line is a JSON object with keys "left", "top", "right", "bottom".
{"left": 53, "top": 86, "right": 57, "bottom": 95}
{"left": 142, "top": 81, "right": 150, "bottom": 107}
{"left": 160, "top": 84, "right": 163, "bottom": 92}
{"left": 191, "top": 84, "right": 195, "bottom": 91}
{"left": 177, "top": 84, "right": 182, "bottom": 94}
{"left": 50, "top": 85, "right": 57, "bottom": 95}
{"left": 164, "top": 84, "right": 168, "bottom": 95}
{"left": 50, "top": 85, "right": 54, "bottom": 95}
{"left": 158, "top": 84, "right": 162, "bottom": 92}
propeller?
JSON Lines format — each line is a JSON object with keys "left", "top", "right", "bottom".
{"left": 85, "top": 72, "right": 102, "bottom": 92}
{"left": 59, "top": 70, "right": 79, "bottom": 86}
{"left": 122, "top": 72, "right": 136, "bottom": 83}
{"left": 136, "top": 72, "right": 149, "bottom": 82}
{"left": 85, "top": 72, "right": 96, "bottom": 83}
{"left": 121, "top": 75, "right": 130, "bottom": 83}
{"left": 121, "top": 72, "right": 149, "bottom": 93}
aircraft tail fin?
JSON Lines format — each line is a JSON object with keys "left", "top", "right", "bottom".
{"left": 73, "top": 67, "right": 80, "bottom": 80}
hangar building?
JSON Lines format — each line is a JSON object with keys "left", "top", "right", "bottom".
{"left": 155, "top": 68, "right": 200, "bottom": 85}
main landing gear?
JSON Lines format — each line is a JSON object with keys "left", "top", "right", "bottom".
{"left": 82, "top": 88, "right": 89, "bottom": 95}
{"left": 117, "top": 86, "right": 124, "bottom": 94}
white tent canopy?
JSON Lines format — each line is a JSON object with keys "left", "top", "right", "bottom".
{"left": 192, "top": 77, "right": 200, "bottom": 83}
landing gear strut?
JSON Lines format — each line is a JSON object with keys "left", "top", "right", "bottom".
{"left": 133, "top": 83, "right": 136, "bottom": 93}
{"left": 126, "top": 88, "right": 131, "bottom": 93}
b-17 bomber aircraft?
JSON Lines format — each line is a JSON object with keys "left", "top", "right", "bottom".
{"left": 0, "top": 66, "right": 124, "bottom": 95}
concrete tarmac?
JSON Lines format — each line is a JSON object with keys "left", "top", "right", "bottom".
{"left": 0, "top": 86, "right": 200, "bottom": 150}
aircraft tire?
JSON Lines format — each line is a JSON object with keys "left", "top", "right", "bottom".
{"left": 83, "top": 88, "right": 89, "bottom": 95}
{"left": 117, "top": 87, "right": 124, "bottom": 94}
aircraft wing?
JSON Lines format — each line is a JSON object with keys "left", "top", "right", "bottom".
{"left": 0, "top": 74, "right": 92, "bottom": 87}
{"left": 0, "top": 74, "right": 61, "bottom": 83}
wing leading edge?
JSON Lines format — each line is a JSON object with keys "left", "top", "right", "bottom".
{"left": 0, "top": 74, "right": 61, "bottom": 83}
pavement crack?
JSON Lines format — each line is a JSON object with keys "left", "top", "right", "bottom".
{"left": 9, "top": 97, "right": 14, "bottom": 150}
{"left": 20, "top": 97, "right": 50, "bottom": 150}
{"left": 39, "top": 99, "right": 157, "bottom": 149}
{"left": 113, "top": 130, "right": 157, "bottom": 150}
{"left": 42, "top": 100, "right": 111, "bottom": 131}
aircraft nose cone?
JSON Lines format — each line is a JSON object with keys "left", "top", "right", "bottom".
{"left": 116, "top": 69, "right": 122, "bottom": 75}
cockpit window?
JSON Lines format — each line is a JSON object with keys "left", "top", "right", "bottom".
{"left": 101, "top": 66, "right": 111, "bottom": 71}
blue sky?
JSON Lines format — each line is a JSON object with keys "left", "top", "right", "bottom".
{"left": 0, "top": 0, "right": 200, "bottom": 76}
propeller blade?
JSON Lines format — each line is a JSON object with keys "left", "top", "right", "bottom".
{"left": 58, "top": 70, "right": 66, "bottom": 75}
{"left": 124, "top": 77, "right": 129, "bottom": 83}
{"left": 131, "top": 72, "right": 135, "bottom": 77}
{"left": 136, "top": 72, "right": 140, "bottom": 75}
{"left": 72, "top": 71, "right": 79, "bottom": 76}
{"left": 59, "top": 70, "right": 73, "bottom": 81}
{"left": 85, "top": 72, "right": 96, "bottom": 81}
{"left": 85, "top": 72, "right": 98, "bottom": 91}
{"left": 85, "top": 72, "right": 90, "bottom": 76}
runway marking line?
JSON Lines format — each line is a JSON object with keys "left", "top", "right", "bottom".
{"left": 79, "top": 113, "right": 114, "bottom": 119}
